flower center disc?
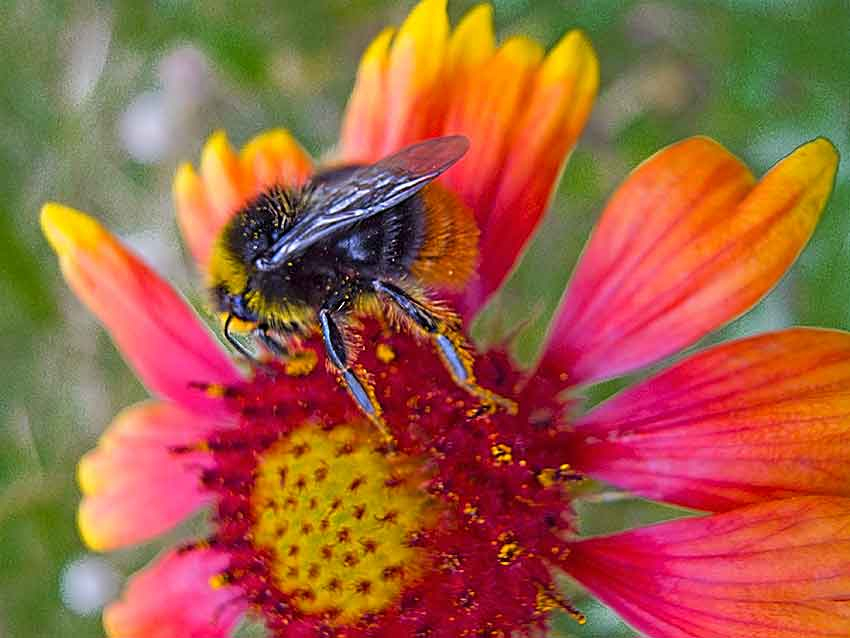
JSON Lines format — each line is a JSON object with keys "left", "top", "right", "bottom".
{"left": 250, "top": 423, "right": 436, "bottom": 625}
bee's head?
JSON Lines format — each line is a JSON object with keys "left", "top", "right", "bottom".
{"left": 211, "top": 284, "right": 258, "bottom": 322}
{"left": 207, "top": 187, "right": 295, "bottom": 322}
{"left": 208, "top": 223, "right": 254, "bottom": 322}
{"left": 226, "top": 189, "right": 291, "bottom": 264}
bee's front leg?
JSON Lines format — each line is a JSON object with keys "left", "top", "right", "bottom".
{"left": 318, "top": 297, "right": 391, "bottom": 443}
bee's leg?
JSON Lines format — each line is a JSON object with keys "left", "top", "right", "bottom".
{"left": 372, "top": 280, "right": 517, "bottom": 415}
{"left": 254, "top": 323, "right": 289, "bottom": 358}
{"left": 318, "top": 306, "right": 391, "bottom": 442}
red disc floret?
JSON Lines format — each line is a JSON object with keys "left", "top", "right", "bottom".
{"left": 194, "top": 318, "right": 583, "bottom": 637}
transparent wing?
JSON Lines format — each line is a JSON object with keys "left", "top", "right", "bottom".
{"left": 254, "top": 136, "right": 469, "bottom": 270}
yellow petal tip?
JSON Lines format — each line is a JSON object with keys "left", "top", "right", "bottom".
{"left": 76, "top": 453, "right": 98, "bottom": 496}
{"left": 173, "top": 162, "right": 199, "bottom": 196}
{"left": 542, "top": 28, "right": 599, "bottom": 90}
{"left": 201, "top": 129, "right": 236, "bottom": 166}
{"left": 499, "top": 36, "right": 545, "bottom": 67}
{"left": 361, "top": 26, "right": 396, "bottom": 69}
{"left": 800, "top": 137, "right": 839, "bottom": 171}
{"left": 449, "top": 3, "right": 495, "bottom": 68}
{"left": 240, "top": 128, "right": 299, "bottom": 159}
{"left": 40, "top": 203, "right": 104, "bottom": 258}
{"left": 409, "top": 0, "right": 448, "bottom": 20}
{"left": 773, "top": 136, "right": 840, "bottom": 196}
{"left": 77, "top": 503, "right": 108, "bottom": 552}
{"left": 396, "top": 0, "right": 449, "bottom": 48}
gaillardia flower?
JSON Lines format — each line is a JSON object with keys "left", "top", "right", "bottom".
{"left": 41, "top": 1, "right": 846, "bottom": 637}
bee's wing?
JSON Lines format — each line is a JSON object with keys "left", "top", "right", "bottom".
{"left": 254, "top": 136, "right": 469, "bottom": 270}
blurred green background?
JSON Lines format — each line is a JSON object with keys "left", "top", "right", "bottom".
{"left": 0, "top": 0, "right": 847, "bottom": 636}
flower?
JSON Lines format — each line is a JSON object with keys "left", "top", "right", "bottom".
{"left": 40, "top": 1, "right": 845, "bottom": 637}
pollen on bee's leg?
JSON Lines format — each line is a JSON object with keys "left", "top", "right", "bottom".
{"left": 337, "top": 365, "right": 395, "bottom": 447}
{"left": 434, "top": 333, "right": 518, "bottom": 416}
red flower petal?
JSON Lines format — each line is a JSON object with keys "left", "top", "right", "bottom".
{"left": 340, "top": 1, "right": 598, "bottom": 320}
{"left": 78, "top": 401, "right": 218, "bottom": 551}
{"left": 104, "top": 548, "right": 245, "bottom": 638}
{"left": 538, "top": 137, "right": 839, "bottom": 386}
{"left": 41, "top": 204, "right": 243, "bottom": 413}
{"left": 568, "top": 328, "right": 850, "bottom": 512}
{"left": 562, "top": 496, "right": 850, "bottom": 638}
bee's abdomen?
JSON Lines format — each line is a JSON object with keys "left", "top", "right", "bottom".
{"left": 332, "top": 195, "right": 426, "bottom": 279}
{"left": 410, "top": 183, "right": 479, "bottom": 290}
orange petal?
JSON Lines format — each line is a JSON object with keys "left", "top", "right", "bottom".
{"left": 340, "top": 26, "right": 395, "bottom": 163}
{"left": 200, "top": 130, "right": 248, "bottom": 227}
{"left": 568, "top": 328, "right": 850, "bottom": 512}
{"left": 339, "top": 2, "right": 599, "bottom": 320}
{"left": 380, "top": 0, "right": 450, "bottom": 154}
{"left": 469, "top": 30, "right": 598, "bottom": 317}
{"left": 341, "top": 2, "right": 497, "bottom": 165}
{"left": 563, "top": 497, "right": 850, "bottom": 637}
{"left": 41, "top": 203, "right": 242, "bottom": 412}
{"left": 340, "top": 0, "right": 453, "bottom": 161}
{"left": 174, "top": 162, "right": 218, "bottom": 266}
{"left": 442, "top": 35, "right": 544, "bottom": 231}
{"left": 239, "top": 128, "right": 313, "bottom": 195}
{"left": 78, "top": 401, "right": 218, "bottom": 551}
{"left": 538, "top": 137, "right": 839, "bottom": 386}
{"left": 104, "top": 548, "right": 245, "bottom": 638}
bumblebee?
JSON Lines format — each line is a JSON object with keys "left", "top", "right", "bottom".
{"left": 208, "top": 136, "right": 513, "bottom": 434}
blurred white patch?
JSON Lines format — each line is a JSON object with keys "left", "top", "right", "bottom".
{"left": 626, "top": 3, "right": 697, "bottom": 46}
{"left": 62, "top": 10, "right": 113, "bottom": 108}
{"left": 60, "top": 555, "right": 121, "bottom": 616}
{"left": 269, "top": 46, "right": 309, "bottom": 95}
{"left": 119, "top": 90, "right": 171, "bottom": 163}
{"left": 595, "top": 59, "right": 697, "bottom": 136}
{"left": 159, "top": 44, "right": 212, "bottom": 108}
{"left": 119, "top": 45, "right": 214, "bottom": 163}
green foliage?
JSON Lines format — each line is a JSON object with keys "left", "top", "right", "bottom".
{"left": 0, "top": 1, "right": 846, "bottom": 637}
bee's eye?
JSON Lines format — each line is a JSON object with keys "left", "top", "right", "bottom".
{"left": 231, "top": 294, "right": 258, "bottom": 322}
{"left": 211, "top": 285, "right": 231, "bottom": 312}
{"left": 211, "top": 285, "right": 257, "bottom": 322}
